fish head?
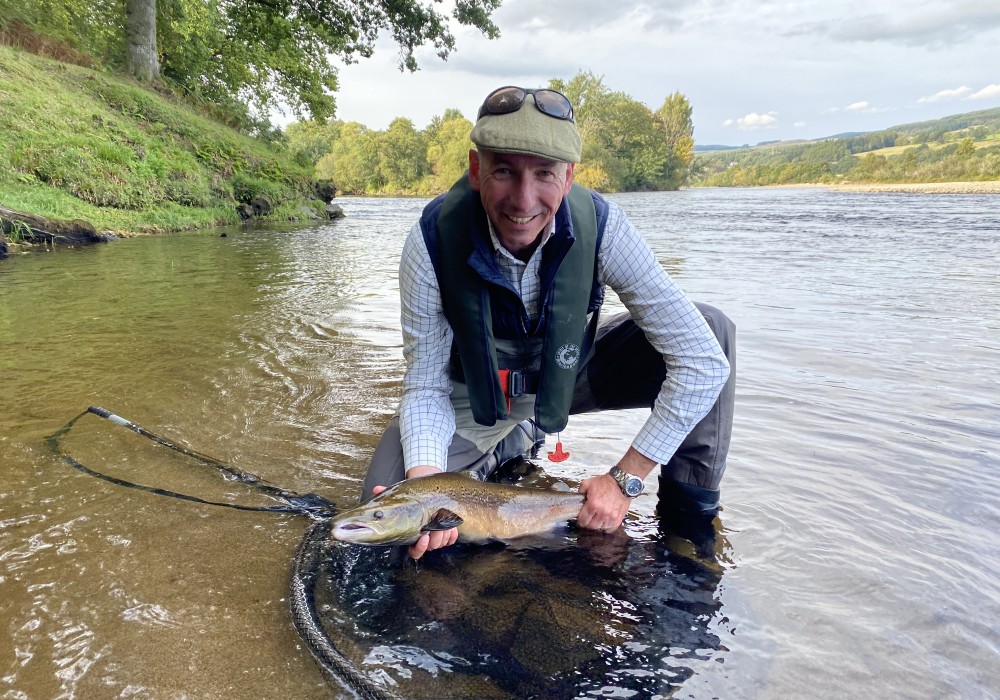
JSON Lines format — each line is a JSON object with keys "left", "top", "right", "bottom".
{"left": 330, "top": 482, "right": 464, "bottom": 545}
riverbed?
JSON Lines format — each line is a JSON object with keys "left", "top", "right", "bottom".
{"left": 1, "top": 187, "right": 998, "bottom": 698}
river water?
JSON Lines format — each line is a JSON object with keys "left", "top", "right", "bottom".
{"left": 1, "top": 187, "right": 998, "bottom": 699}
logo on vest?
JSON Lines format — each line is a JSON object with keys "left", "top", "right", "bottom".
{"left": 555, "top": 343, "right": 581, "bottom": 370}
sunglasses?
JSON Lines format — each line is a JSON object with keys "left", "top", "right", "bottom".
{"left": 477, "top": 86, "right": 575, "bottom": 123}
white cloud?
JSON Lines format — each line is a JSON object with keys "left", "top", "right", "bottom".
{"left": 320, "top": 0, "right": 1000, "bottom": 146}
{"left": 727, "top": 112, "right": 778, "bottom": 131}
{"left": 787, "top": 3, "right": 1000, "bottom": 48}
{"left": 968, "top": 84, "right": 1000, "bottom": 100}
{"left": 794, "top": 121, "right": 807, "bottom": 128}
{"left": 846, "top": 101, "right": 870, "bottom": 111}
{"left": 918, "top": 86, "right": 972, "bottom": 103}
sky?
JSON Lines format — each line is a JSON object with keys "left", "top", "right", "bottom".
{"left": 308, "top": 0, "right": 1000, "bottom": 146}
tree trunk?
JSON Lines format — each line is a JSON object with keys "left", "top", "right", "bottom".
{"left": 125, "top": 0, "right": 159, "bottom": 82}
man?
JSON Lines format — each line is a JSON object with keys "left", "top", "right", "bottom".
{"left": 362, "top": 85, "right": 735, "bottom": 559}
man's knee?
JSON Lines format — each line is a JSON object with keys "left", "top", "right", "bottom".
{"left": 360, "top": 417, "right": 406, "bottom": 501}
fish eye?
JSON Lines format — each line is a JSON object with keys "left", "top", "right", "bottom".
{"left": 373, "top": 510, "right": 383, "bottom": 520}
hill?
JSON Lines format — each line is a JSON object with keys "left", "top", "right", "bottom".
{"left": 691, "top": 107, "right": 1000, "bottom": 187}
{"left": 0, "top": 44, "right": 330, "bottom": 255}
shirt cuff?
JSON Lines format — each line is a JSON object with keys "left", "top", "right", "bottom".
{"left": 630, "top": 415, "right": 687, "bottom": 466}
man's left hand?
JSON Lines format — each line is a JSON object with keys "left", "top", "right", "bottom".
{"left": 577, "top": 446, "right": 657, "bottom": 532}
{"left": 578, "top": 473, "right": 631, "bottom": 532}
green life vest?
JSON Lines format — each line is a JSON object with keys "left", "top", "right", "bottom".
{"left": 433, "top": 177, "right": 598, "bottom": 433}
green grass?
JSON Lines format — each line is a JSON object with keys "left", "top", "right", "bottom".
{"left": 0, "top": 44, "right": 319, "bottom": 235}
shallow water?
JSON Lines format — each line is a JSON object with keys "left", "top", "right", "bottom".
{"left": 1, "top": 187, "right": 998, "bottom": 698}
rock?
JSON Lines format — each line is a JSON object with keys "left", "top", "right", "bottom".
{"left": 1, "top": 206, "right": 107, "bottom": 248}
{"left": 251, "top": 196, "right": 272, "bottom": 216}
{"left": 236, "top": 203, "right": 254, "bottom": 220}
{"left": 324, "top": 203, "right": 345, "bottom": 220}
{"left": 315, "top": 180, "right": 337, "bottom": 203}
{"left": 297, "top": 205, "right": 321, "bottom": 220}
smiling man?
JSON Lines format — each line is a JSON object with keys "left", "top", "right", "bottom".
{"left": 361, "top": 85, "right": 736, "bottom": 559}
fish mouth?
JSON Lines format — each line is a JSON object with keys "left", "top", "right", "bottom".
{"left": 331, "top": 522, "right": 377, "bottom": 540}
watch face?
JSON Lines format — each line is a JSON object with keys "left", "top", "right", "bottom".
{"left": 624, "top": 478, "right": 643, "bottom": 497}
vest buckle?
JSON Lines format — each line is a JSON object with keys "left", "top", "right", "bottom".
{"left": 498, "top": 369, "right": 526, "bottom": 415}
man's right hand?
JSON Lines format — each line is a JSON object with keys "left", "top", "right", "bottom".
{"left": 374, "top": 466, "right": 460, "bottom": 560}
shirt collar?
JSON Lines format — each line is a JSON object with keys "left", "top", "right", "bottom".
{"left": 486, "top": 218, "right": 555, "bottom": 263}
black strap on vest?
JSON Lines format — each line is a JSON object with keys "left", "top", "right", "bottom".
{"left": 434, "top": 178, "right": 597, "bottom": 433}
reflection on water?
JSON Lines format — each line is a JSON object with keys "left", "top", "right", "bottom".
{"left": 1, "top": 188, "right": 998, "bottom": 698}
{"left": 305, "top": 466, "right": 731, "bottom": 699}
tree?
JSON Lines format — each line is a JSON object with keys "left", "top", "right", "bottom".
{"left": 125, "top": 0, "right": 158, "bottom": 81}
{"left": 423, "top": 114, "right": 473, "bottom": 191}
{"left": 8, "top": 0, "right": 503, "bottom": 127}
{"left": 158, "top": 0, "right": 502, "bottom": 121}
{"left": 378, "top": 117, "right": 427, "bottom": 192}
{"left": 654, "top": 92, "right": 694, "bottom": 189}
{"left": 550, "top": 72, "right": 693, "bottom": 191}
{"left": 315, "top": 122, "right": 380, "bottom": 193}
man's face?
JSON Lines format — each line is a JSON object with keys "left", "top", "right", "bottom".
{"left": 469, "top": 149, "right": 575, "bottom": 260}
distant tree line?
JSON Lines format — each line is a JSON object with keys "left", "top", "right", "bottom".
{"left": 286, "top": 72, "right": 697, "bottom": 195}
{"left": 693, "top": 107, "right": 1000, "bottom": 186}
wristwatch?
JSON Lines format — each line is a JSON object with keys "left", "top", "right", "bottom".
{"left": 609, "top": 465, "right": 644, "bottom": 498}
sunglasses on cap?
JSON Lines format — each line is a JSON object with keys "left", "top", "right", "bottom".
{"left": 477, "top": 86, "right": 575, "bottom": 123}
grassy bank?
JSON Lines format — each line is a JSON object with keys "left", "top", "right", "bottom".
{"left": 0, "top": 44, "right": 324, "bottom": 242}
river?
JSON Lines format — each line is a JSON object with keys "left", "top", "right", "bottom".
{"left": 1, "top": 187, "right": 998, "bottom": 699}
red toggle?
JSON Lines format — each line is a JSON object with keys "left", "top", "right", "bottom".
{"left": 547, "top": 434, "right": 570, "bottom": 462}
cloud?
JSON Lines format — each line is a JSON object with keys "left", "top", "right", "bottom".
{"left": 918, "top": 86, "right": 973, "bottom": 103}
{"left": 785, "top": 2, "right": 1000, "bottom": 47}
{"left": 843, "top": 101, "right": 894, "bottom": 114}
{"left": 495, "top": 0, "right": 688, "bottom": 33}
{"left": 968, "top": 84, "right": 1000, "bottom": 100}
{"left": 794, "top": 121, "right": 806, "bottom": 128}
{"left": 726, "top": 112, "right": 778, "bottom": 131}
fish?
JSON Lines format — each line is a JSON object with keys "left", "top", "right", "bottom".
{"left": 330, "top": 472, "right": 585, "bottom": 545}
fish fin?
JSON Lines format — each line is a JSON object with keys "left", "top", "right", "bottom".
{"left": 423, "top": 508, "right": 464, "bottom": 531}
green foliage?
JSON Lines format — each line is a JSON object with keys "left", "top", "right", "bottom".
{"left": 2, "top": 0, "right": 503, "bottom": 129}
{"left": 421, "top": 114, "right": 474, "bottom": 192}
{"left": 315, "top": 122, "right": 379, "bottom": 194}
{"left": 692, "top": 107, "right": 1000, "bottom": 187}
{"left": 302, "top": 113, "right": 472, "bottom": 195}
{"left": 551, "top": 72, "right": 693, "bottom": 191}
{"left": 0, "top": 45, "right": 317, "bottom": 233}
{"left": 289, "top": 71, "right": 695, "bottom": 195}
{"left": 380, "top": 118, "right": 428, "bottom": 193}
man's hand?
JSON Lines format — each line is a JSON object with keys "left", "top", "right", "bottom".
{"left": 373, "top": 466, "right": 459, "bottom": 560}
{"left": 577, "top": 447, "right": 656, "bottom": 532}
{"left": 578, "top": 474, "right": 631, "bottom": 532}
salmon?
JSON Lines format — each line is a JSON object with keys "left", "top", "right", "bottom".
{"left": 331, "top": 472, "right": 585, "bottom": 545}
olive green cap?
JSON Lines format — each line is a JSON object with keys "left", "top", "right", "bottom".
{"left": 470, "top": 94, "right": 583, "bottom": 163}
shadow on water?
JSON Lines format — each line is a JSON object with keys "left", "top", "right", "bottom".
{"left": 302, "top": 463, "right": 733, "bottom": 700}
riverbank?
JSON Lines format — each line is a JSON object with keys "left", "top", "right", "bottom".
{"left": 830, "top": 181, "right": 1000, "bottom": 194}
{"left": 0, "top": 44, "right": 335, "bottom": 258}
